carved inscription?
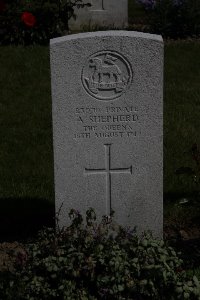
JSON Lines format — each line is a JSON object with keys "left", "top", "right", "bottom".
{"left": 73, "top": 105, "right": 140, "bottom": 140}
{"left": 84, "top": 144, "right": 132, "bottom": 215}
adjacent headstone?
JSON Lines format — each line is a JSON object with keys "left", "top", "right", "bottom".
{"left": 69, "top": 0, "right": 128, "bottom": 31}
{"left": 50, "top": 31, "right": 163, "bottom": 237}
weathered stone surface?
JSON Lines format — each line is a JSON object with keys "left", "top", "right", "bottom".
{"left": 50, "top": 31, "right": 163, "bottom": 237}
{"left": 69, "top": 0, "right": 128, "bottom": 30}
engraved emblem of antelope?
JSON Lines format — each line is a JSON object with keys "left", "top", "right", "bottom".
{"left": 86, "top": 54, "right": 129, "bottom": 94}
{"left": 89, "top": 54, "right": 122, "bottom": 83}
{"left": 82, "top": 51, "right": 132, "bottom": 100}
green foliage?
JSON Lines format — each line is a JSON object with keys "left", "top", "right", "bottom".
{"left": 1, "top": 208, "right": 200, "bottom": 299}
{"left": 0, "top": 0, "right": 91, "bottom": 45}
{"left": 136, "top": 0, "right": 200, "bottom": 38}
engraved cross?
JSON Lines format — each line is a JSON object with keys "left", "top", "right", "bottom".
{"left": 84, "top": 144, "right": 132, "bottom": 215}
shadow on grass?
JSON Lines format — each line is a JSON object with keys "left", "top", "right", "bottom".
{"left": 0, "top": 198, "right": 55, "bottom": 242}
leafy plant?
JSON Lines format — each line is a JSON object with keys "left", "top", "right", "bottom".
{"left": 0, "top": 0, "right": 91, "bottom": 45}
{"left": 0, "top": 208, "right": 200, "bottom": 299}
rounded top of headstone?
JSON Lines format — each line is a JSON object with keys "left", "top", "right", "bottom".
{"left": 50, "top": 31, "right": 163, "bottom": 45}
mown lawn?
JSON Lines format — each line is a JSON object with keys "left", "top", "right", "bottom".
{"left": 128, "top": 0, "right": 147, "bottom": 24}
{"left": 0, "top": 46, "right": 54, "bottom": 239}
{"left": 1, "top": 41, "right": 200, "bottom": 198}
{"left": 164, "top": 40, "right": 200, "bottom": 196}
{"left": 0, "top": 40, "right": 200, "bottom": 239}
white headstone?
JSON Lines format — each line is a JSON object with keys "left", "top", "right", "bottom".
{"left": 50, "top": 31, "right": 163, "bottom": 237}
{"left": 69, "top": 0, "right": 128, "bottom": 30}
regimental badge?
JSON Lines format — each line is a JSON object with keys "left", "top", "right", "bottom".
{"left": 82, "top": 50, "right": 133, "bottom": 101}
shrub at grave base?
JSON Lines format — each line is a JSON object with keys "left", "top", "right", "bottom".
{"left": 0, "top": 0, "right": 91, "bottom": 45}
{"left": 0, "top": 208, "right": 200, "bottom": 300}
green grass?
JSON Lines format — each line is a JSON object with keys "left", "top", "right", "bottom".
{"left": 128, "top": 0, "right": 147, "bottom": 24}
{"left": 1, "top": 42, "right": 200, "bottom": 199}
{"left": 0, "top": 40, "right": 200, "bottom": 238}
{"left": 0, "top": 46, "right": 53, "bottom": 201}
{"left": 164, "top": 40, "right": 200, "bottom": 196}
{"left": 0, "top": 46, "right": 54, "bottom": 239}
